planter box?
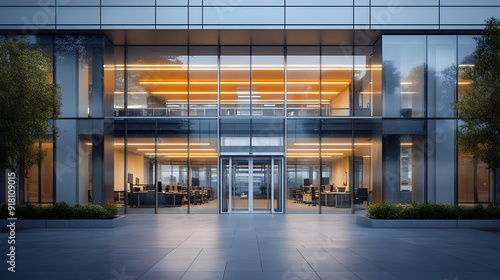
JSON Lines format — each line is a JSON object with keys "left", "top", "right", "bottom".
{"left": 0, "top": 215, "right": 126, "bottom": 228}
{"left": 356, "top": 215, "right": 500, "bottom": 229}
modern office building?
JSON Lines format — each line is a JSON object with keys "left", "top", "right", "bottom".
{"left": 0, "top": 0, "right": 499, "bottom": 214}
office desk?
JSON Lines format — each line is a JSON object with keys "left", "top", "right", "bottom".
{"left": 322, "top": 192, "right": 351, "bottom": 208}
{"left": 128, "top": 192, "right": 185, "bottom": 207}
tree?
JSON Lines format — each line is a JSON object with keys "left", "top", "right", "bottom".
{"left": 0, "top": 37, "right": 62, "bottom": 205}
{"left": 454, "top": 17, "right": 500, "bottom": 205}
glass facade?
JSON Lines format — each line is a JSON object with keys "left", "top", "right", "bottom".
{"left": 1, "top": 32, "right": 498, "bottom": 212}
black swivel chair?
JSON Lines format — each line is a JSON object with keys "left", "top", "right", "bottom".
{"left": 310, "top": 187, "right": 318, "bottom": 206}
{"left": 355, "top": 188, "right": 369, "bottom": 204}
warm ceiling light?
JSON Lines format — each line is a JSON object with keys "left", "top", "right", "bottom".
{"left": 289, "top": 92, "right": 339, "bottom": 95}
{"left": 322, "top": 81, "right": 351, "bottom": 85}
{"left": 114, "top": 91, "right": 148, "bottom": 95}
{"left": 140, "top": 81, "right": 349, "bottom": 85}
{"left": 140, "top": 81, "right": 188, "bottom": 85}
{"left": 400, "top": 82, "right": 412, "bottom": 85}
{"left": 114, "top": 143, "right": 210, "bottom": 146}
{"left": 458, "top": 81, "right": 472, "bottom": 85}
{"left": 137, "top": 148, "right": 215, "bottom": 152}
{"left": 400, "top": 143, "right": 413, "bottom": 147}
{"left": 458, "top": 64, "right": 474, "bottom": 67}
{"left": 293, "top": 143, "right": 372, "bottom": 146}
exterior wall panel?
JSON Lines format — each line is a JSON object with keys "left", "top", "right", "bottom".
{"left": 157, "top": 7, "right": 188, "bottom": 25}
{"left": 0, "top": 7, "right": 55, "bottom": 25}
{"left": 0, "top": 2, "right": 499, "bottom": 29}
{"left": 203, "top": 7, "right": 284, "bottom": 25}
{"left": 441, "top": 7, "right": 500, "bottom": 25}
{"left": 57, "top": 7, "right": 100, "bottom": 25}
{"left": 287, "top": 7, "right": 353, "bottom": 25}
{"left": 101, "top": 7, "right": 155, "bottom": 25}
{"left": 57, "top": 0, "right": 100, "bottom": 6}
{"left": 371, "top": 7, "right": 439, "bottom": 25}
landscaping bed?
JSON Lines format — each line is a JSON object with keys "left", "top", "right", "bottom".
{"left": 0, "top": 202, "right": 126, "bottom": 228}
{"left": 357, "top": 203, "right": 500, "bottom": 228}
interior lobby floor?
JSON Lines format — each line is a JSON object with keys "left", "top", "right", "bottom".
{"left": 1, "top": 214, "right": 500, "bottom": 280}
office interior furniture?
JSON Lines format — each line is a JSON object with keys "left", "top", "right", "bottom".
{"left": 355, "top": 188, "right": 368, "bottom": 204}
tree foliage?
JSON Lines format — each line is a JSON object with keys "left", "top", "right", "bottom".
{"left": 0, "top": 37, "right": 62, "bottom": 176}
{"left": 455, "top": 17, "right": 500, "bottom": 169}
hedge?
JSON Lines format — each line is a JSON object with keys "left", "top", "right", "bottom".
{"left": 0, "top": 202, "right": 119, "bottom": 220}
{"left": 367, "top": 203, "right": 500, "bottom": 219}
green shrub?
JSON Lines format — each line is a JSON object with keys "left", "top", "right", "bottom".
{"left": 367, "top": 203, "right": 500, "bottom": 219}
{"left": 104, "top": 203, "right": 119, "bottom": 216}
{"left": 52, "top": 201, "right": 72, "bottom": 219}
{"left": 367, "top": 203, "right": 403, "bottom": 219}
{"left": 0, "top": 202, "right": 118, "bottom": 220}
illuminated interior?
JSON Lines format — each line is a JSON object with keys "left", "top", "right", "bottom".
{"left": 115, "top": 46, "right": 376, "bottom": 117}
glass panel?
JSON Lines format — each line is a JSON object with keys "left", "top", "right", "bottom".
{"left": 252, "top": 46, "right": 285, "bottom": 116}
{"left": 427, "top": 36, "right": 457, "bottom": 118}
{"left": 251, "top": 118, "right": 284, "bottom": 153}
{"left": 321, "top": 119, "right": 353, "bottom": 213}
{"left": 157, "top": 119, "right": 188, "bottom": 214}
{"left": 189, "top": 119, "right": 218, "bottom": 214}
{"left": 55, "top": 35, "right": 103, "bottom": 118}
{"left": 220, "top": 118, "right": 251, "bottom": 153}
{"left": 458, "top": 36, "right": 476, "bottom": 100}
{"left": 382, "top": 36, "right": 426, "bottom": 118}
{"left": 355, "top": 119, "right": 383, "bottom": 206}
{"left": 78, "top": 133, "right": 92, "bottom": 205}
{"left": 382, "top": 120, "right": 426, "bottom": 204}
{"left": 127, "top": 47, "right": 188, "bottom": 117}
{"left": 273, "top": 158, "right": 283, "bottom": 213}
{"left": 114, "top": 120, "right": 125, "bottom": 214}
{"left": 372, "top": 37, "right": 383, "bottom": 116}
{"left": 113, "top": 46, "right": 125, "bottom": 116}
{"left": 24, "top": 144, "right": 40, "bottom": 204}
{"left": 221, "top": 158, "right": 230, "bottom": 213}
{"left": 321, "top": 47, "right": 352, "bottom": 116}
{"left": 189, "top": 46, "right": 218, "bottom": 117}
{"left": 232, "top": 158, "right": 249, "bottom": 211}
{"left": 354, "top": 46, "right": 374, "bottom": 116}
{"left": 40, "top": 141, "right": 54, "bottom": 205}
{"left": 220, "top": 47, "right": 251, "bottom": 116}
{"left": 287, "top": 47, "right": 320, "bottom": 116}
{"left": 458, "top": 150, "right": 491, "bottom": 205}
{"left": 427, "top": 120, "right": 456, "bottom": 204}
{"left": 287, "top": 119, "right": 320, "bottom": 213}
{"left": 253, "top": 158, "right": 271, "bottom": 211}
{"left": 458, "top": 117, "right": 492, "bottom": 205}
{"left": 55, "top": 120, "right": 78, "bottom": 204}
{"left": 126, "top": 119, "right": 155, "bottom": 213}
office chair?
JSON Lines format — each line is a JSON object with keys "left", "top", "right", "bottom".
{"left": 355, "top": 188, "right": 368, "bottom": 204}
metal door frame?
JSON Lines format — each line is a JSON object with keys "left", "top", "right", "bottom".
{"left": 220, "top": 156, "right": 283, "bottom": 213}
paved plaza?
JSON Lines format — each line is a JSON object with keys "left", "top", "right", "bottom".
{"left": 1, "top": 214, "right": 500, "bottom": 280}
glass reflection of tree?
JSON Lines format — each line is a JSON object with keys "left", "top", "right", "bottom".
{"left": 403, "top": 65, "right": 424, "bottom": 117}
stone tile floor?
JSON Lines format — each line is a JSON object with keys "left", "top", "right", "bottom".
{"left": 1, "top": 214, "right": 500, "bottom": 279}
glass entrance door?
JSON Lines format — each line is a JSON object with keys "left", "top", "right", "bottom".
{"left": 221, "top": 157, "right": 283, "bottom": 213}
